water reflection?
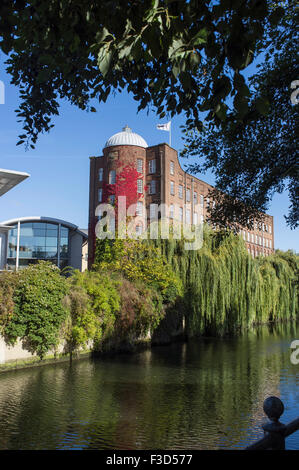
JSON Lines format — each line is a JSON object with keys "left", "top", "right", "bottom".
{"left": 0, "top": 321, "right": 298, "bottom": 449}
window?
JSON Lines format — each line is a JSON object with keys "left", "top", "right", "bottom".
{"left": 170, "top": 181, "right": 175, "bottom": 196}
{"left": 170, "top": 204, "right": 174, "bottom": 219}
{"left": 266, "top": 239, "right": 268, "bottom": 248}
{"left": 200, "top": 214, "right": 204, "bottom": 224}
{"left": 243, "top": 231, "right": 246, "bottom": 241}
{"left": 109, "top": 170, "right": 116, "bottom": 184}
{"left": 149, "top": 204, "right": 156, "bottom": 219}
{"left": 265, "top": 224, "right": 268, "bottom": 232}
{"left": 194, "top": 192, "right": 198, "bottom": 204}
{"left": 98, "top": 168, "right": 103, "bottom": 181}
{"left": 259, "top": 236, "right": 262, "bottom": 245}
{"left": 179, "top": 207, "right": 183, "bottom": 222}
{"left": 98, "top": 189, "right": 102, "bottom": 202}
{"left": 149, "top": 180, "right": 156, "bottom": 194}
{"left": 269, "top": 240, "right": 272, "bottom": 249}
{"left": 137, "top": 179, "right": 143, "bottom": 193}
{"left": 137, "top": 158, "right": 143, "bottom": 173}
{"left": 186, "top": 209, "right": 191, "bottom": 224}
{"left": 149, "top": 159, "right": 156, "bottom": 174}
{"left": 206, "top": 197, "right": 210, "bottom": 208}
{"left": 193, "top": 212, "right": 198, "bottom": 225}
{"left": 136, "top": 202, "right": 143, "bottom": 216}
{"left": 251, "top": 233, "right": 254, "bottom": 243}
{"left": 108, "top": 151, "right": 118, "bottom": 160}
{"left": 247, "top": 232, "right": 250, "bottom": 242}
{"left": 186, "top": 189, "right": 191, "bottom": 202}
{"left": 170, "top": 161, "right": 174, "bottom": 175}
{"left": 135, "top": 224, "right": 142, "bottom": 235}
{"left": 269, "top": 225, "right": 272, "bottom": 234}
{"left": 256, "top": 235, "right": 258, "bottom": 244}
{"left": 109, "top": 195, "right": 115, "bottom": 205}
{"left": 200, "top": 194, "right": 204, "bottom": 207}
{"left": 178, "top": 185, "right": 183, "bottom": 199}
{"left": 262, "top": 223, "right": 265, "bottom": 231}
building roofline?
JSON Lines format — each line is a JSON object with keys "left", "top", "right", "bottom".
{"left": 0, "top": 168, "right": 30, "bottom": 197}
{"left": 0, "top": 225, "right": 13, "bottom": 231}
{"left": 0, "top": 168, "right": 30, "bottom": 177}
{"left": 0, "top": 216, "right": 88, "bottom": 239}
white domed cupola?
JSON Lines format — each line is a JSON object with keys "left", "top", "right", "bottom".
{"left": 104, "top": 125, "right": 148, "bottom": 148}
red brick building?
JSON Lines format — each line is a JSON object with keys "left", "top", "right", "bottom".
{"left": 88, "top": 126, "right": 274, "bottom": 265}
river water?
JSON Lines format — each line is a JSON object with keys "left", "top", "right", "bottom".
{"left": 0, "top": 322, "right": 298, "bottom": 450}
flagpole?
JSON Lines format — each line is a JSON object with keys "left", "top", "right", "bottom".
{"left": 169, "top": 123, "right": 171, "bottom": 147}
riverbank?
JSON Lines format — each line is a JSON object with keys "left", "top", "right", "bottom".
{"left": 1, "top": 318, "right": 297, "bottom": 373}
{"left": 1, "top": 232, "right": 298, "bottom": 372}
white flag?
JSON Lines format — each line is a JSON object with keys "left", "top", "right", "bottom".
{"left": 156, "top": 121, "right": 171, "bottom": 131}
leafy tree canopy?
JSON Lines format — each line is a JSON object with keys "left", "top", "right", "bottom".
{"left": 0, "top": 0, "right": 288, "bottom": 148}
{"left": 181, "top": 1, "right": 298, "bottom": 229}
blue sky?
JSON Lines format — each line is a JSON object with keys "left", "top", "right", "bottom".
{"left": 0, "top": 58, "right": 298, "bottom": 252}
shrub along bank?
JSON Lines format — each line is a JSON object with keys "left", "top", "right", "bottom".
{"left": 0, "top": 226, "right": 298, "bottom": 362}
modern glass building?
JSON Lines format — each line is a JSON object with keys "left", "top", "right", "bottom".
{"left": 0, "top": 217, "right": 88, "bottom": 271}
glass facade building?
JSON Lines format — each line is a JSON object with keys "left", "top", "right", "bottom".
{"left": 7, "top": 221, "right": 70, "bottom": 270}
{"left": 1, "top": 218, "right": 87, "bottom": 271}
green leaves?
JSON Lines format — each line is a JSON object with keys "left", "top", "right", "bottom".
{"left": 97, "top": 47, "right": 113, "bottom": 77}
{"left": 181, "top": 6, "right": 299, "bottom": 229}
{"left": 233, "top": 93, "right": 249, "bottom": 117}
{"left": 192, "top": 28, "right": 208, "bottom": 46}
{"left": 255, "top": 96, "right": 270, "bottom": 116}
{"left": 0, "top": 1, "right": 290, "bottom": 148}
{"left": 3, "top": 262, "right": 69, "bottom": 360}
{"left": 215, "top": 103, "right": 228, "bottom": 121}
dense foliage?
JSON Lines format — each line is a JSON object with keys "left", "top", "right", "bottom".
{"left": 94, "top": 237, "right": 183, "bottom": 304}
{"left": 0, "top": 1, "right": 289, "bottom": 148}
{"left": 0, "top": 260, "right": 166, "bottom": 359}
{"left": 63, "top": 270, "right": 120, "bottom": 354}
{"left": 1, "top": 262, "right": 69, "bottom": 359}
{"left": 0, "top": 233, "right": 298, "bottom": 362}
{"left": 153, "top": 226, "right": 298, "bottom": 336}
{"left": 181, "top": 1, "right": 298, "bottom": 229}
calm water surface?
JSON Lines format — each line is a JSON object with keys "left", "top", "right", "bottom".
{"left": 0, "top": 322, "right": 298, "bottom": 450}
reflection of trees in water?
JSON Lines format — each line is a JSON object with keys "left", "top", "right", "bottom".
{"left": 0, "top": 321, "right": 297, "bottom": 450}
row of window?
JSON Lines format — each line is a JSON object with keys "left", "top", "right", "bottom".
{"left": 98, "top": 159, "right": 154, "bottom": 183}
{"left": 98, "top": 158, "right": 177, "bottom": 180}
{"left": 97, "top": 163, "right": 272, "bottom": 234}
{"left": 247, "top": 219, "right": 272, "bottom": 234}
{"left": 98, "top": 163, "right": 209, "bottom": 207}
{"left": 97, "top": 201, "right": 203, "bottom": 224}
{"left": 242, "top": 231, "right": 272, "bottom": 248}
{"left": 247, "top": 248, "right": 271, "bottom": 258}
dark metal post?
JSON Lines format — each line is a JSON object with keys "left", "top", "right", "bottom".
{"left": 246, "top": 396, "right": 299, "bottom": 450}
{"left": 261, "top": 397, "right": 286, "bottom": 449}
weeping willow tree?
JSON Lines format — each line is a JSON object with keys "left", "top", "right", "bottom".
{"left": 95, "top": 224, "right": 298, "bottom": 337}
{"left": 140, "top": 225, "right": 298, "bottom": 337}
